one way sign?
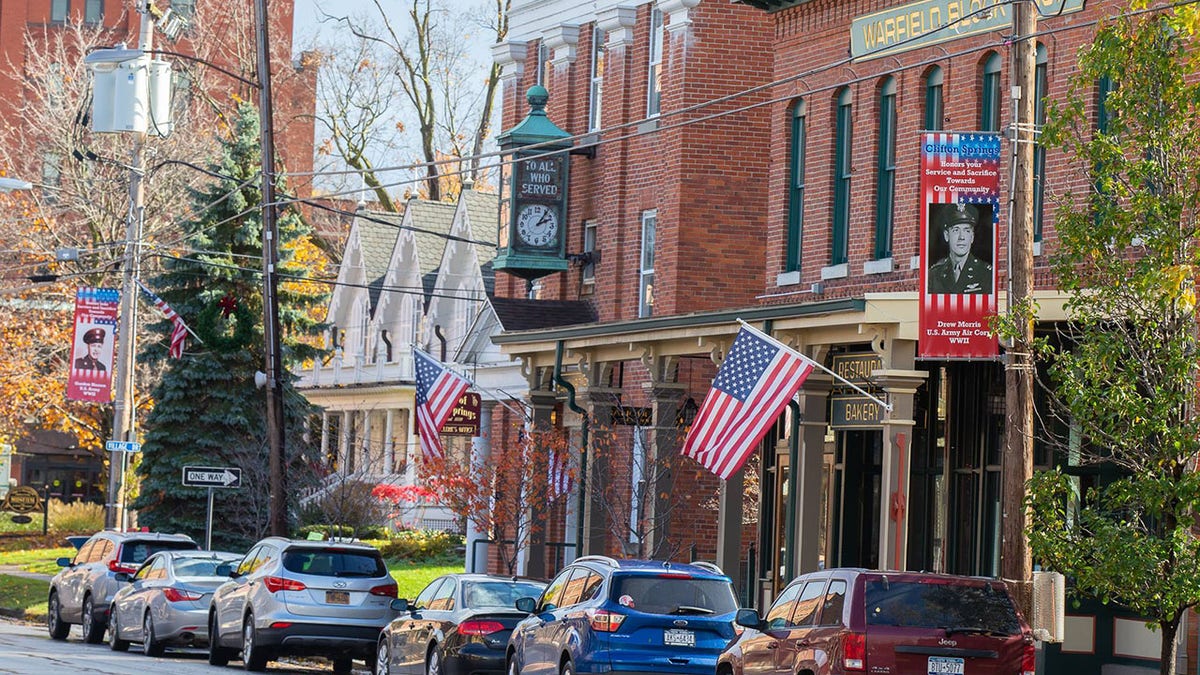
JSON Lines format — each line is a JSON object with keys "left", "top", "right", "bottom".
{"left": 182, "top": 466, "right": 242, "bottom": 489}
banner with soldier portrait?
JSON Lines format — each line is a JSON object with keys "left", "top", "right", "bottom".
{"left": 918, "top": 132, "right": 1001, "bottom": 359}
{"left": 66, "top": 287, "right": 119, "bottom": 402}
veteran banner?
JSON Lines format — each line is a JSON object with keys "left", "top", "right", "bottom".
{"left": 67, "top": 287, "right": 119, "bottom": 402}
{"left": 918, "top": 132, "right": 1000, "bottom": 359}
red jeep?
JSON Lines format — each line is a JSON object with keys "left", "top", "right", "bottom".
{"left": 718, "top": 568, "right": 1035, "bottom": 675}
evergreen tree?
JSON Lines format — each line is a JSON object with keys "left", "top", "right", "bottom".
{"left": 132, "top": 102, "right": 328, "bottom": 550}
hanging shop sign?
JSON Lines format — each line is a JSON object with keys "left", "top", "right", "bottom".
{"left": 918, "top": 132, "right": 1001, "bottom": 360}
{"left": 830, "top": 353, "right": 887, "bottom": 429}
{"left": 850, "top": 0, "right": 1084, "bottom": 60}
{"left": 442, "top": 392, "right": 482, "bottom": 436}
{"left": 831, "top": 395, "right": 889, "bottom": 429}
{"left": 66, "top": 287, "right": 119, "bottom": 403}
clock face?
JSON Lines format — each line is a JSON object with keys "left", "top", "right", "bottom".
{"left": 516, "top": 203, "right": 559, "bottom": 248}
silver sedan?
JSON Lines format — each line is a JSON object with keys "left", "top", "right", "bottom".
{"left": 108, "top": 550, "right": 241, "bottom": 656}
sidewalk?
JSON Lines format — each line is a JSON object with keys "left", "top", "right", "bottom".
{"left": 0, "top": 565, "right": 51, "bottom": 581}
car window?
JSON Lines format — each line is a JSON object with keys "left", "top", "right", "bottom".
{"left": 120, "top": 540, "right": 197, "bottom": 565}
{"left": 174, "top": 557, "right": 234, "bottom": 579}
{"left": 464, "top": 581, "right": 547, "bottom": 609}
{"left": 133, "top": 558, "right": 157, "bottom": 581}
{"left": 75, "top": 539, "right": 98, "bottom": 564}
{"left": 558, "top": 567, "right": 594, "bottom": 607}
{"left": 416, "top": 578, "right": 447, "bottom": 609}
{"left": 540, "top": 569, "right": 573, "bottom": 611}
{"left": 864, "top": 579, "right": 1021, "bottom": 635}
{"left": 281, "top": 548, "right": 387, "bottom": 578}
{"left": 789, "top": 580, "right": 827, "bottom": 627}
{"left": 578, "top": 572, "right": 603, "bottom": 603}
{"left": 251, "top": 546, "right": 276, "bottom": 574}
{"left": 817, "top": 580, "right": 847, "bottom": 626}
{"left": 610, "top": 575, "right": 738, "bottom": 615}
{"left": 94, "top": 539, "right": 115, "bottom": 562}
{"left": 764, "top": 582, "right": 803, "bottom": 629}
{"left": 428, "top": 578, "right": 456, "bottom": 611}
{"left": 146, "top": 557, "right": 169, "bottom": 580}
{"left": 236, "top": 546, "right": 262, "bottom": 576}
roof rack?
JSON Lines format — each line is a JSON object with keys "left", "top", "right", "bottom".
{"left": 689, "top": 561, "right": 724, "bottom": 575}
{"left": 575, "top": 555, "right": 619, "bottom": 568}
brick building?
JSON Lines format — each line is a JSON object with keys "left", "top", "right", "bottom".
{"left": 491, "top": 0, "right": 1182, "bottom": 670}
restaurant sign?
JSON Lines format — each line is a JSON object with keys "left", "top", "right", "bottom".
{"left": 850, "top": 0, "right": 1084, "bottom": 60}
{"left": 830, "top": 353, "right": 886, "bottom": 429}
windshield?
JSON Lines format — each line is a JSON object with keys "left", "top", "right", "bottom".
{"left": 464, "top": 581, "right": 546, "bottom": 609}
{"left": 173, "top": 558, "right": 234, "bottom": 578}
{"left": 610, "top": 575, "right": 738, "bottom": 615}
{"left": 282, "top": 549, "right": 388, "bottom": 578}
{"left": 864, "top": 579, "right": 1021, "bottom": 635}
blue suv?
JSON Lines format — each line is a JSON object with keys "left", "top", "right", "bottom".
{"left": 506, "top": 556, "right": 739, "bottom": 675}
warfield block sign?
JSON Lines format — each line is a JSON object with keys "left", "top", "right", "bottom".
{"left": 850, "top": 0, "right": 1084, "bottom": 60}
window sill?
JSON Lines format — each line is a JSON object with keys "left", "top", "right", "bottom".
{"left": 776, "top": 270, "right": 802, "bottom": 287}
{"left": 910, "top": 255, "right": 921, "bottom": 270}
{"left": 1033, "top": 241, "right": 1043, "bottom": 257}
{"left": 820, "top": 263, "right": 848, "bottom": 280}
{"left": 862, "top": 257, "right": 893, "bottom": 275}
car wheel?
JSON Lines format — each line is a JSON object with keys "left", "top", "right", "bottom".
{"left": 332, "top": 656, "right": 353, "bottom": 674}
{"left": 242, "top": 614, "right": 269, "bottom": 672}
{"left": 375, "top": 638, "right": 391, "bottom": 675}
{"left": 560, "top": 659, "right": 574, "bottom": 675}
{"left": 81, "top": 594, "right": 105, "bottom": 644}
{"left": 208, "top": 612, "right": 233, "bottom": 667}
{"left": 109, "top": 608, "right": 130, "bottom": 652}
{"left": 426, "top": 645, "right": 441, "bottom": 675}
{"left": 47, "top": 591, "right": 69, "bottom": 641}
{"left": 508, "top": 655, "right": 521, "bottom": 675}
{"left": 143, "top": 612, "right": 165, "bottom": 657}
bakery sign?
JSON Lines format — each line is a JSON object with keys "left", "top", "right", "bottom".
{"left": 850, "top": 0, "right": 1084, "bottom": 60}
{"left": 830, "top": 353, "right": 887, "bottom": 429}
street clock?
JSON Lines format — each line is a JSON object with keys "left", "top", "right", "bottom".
{"left": 495, "top": 85, "right": 571, "bottom": 280}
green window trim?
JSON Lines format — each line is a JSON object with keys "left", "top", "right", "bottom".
{"left": 1033, "top": 44, "right": 1047, "bottom": 242}
{"left": 924, "top": 67, "right": 943, "bottom": 131}
{"left": 786, "top": 101, "right": 807, "bottom": 273}
{"left": 874, "top": 78, "right": 897, "bottom": 260}
{"left": 981, "top": 52, "right": 1002, "bottom": 132}
{"left": 832, "top": 89, "right": 852, "bottom": 266}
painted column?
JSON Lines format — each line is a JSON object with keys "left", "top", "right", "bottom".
{"left": 642, "top": 380, "right": 685, "bottom": 559}
{"left": 577, "top": 384, "right": 620, "bottom": 557}
{"left": 874, "top": 368, "right": 927, "bottom": 571}
{"left": 527, "top": 386, "right": 558, "bottom": 578}
{"left": 340, "top": 410, "right": 352, "bottom": 474}
{"left": 795, "top": 374, "right": 833, "bottom": 575}
{"left": 466, "top": 402, "right": 494, "bottom": 573}
{"left": 361, "top": 410, "right": 374, "bottom": 476}
{"left": 383, "top": 409, "right": 395, "bottom": 475}
{"left": 320, "top": 411, "right": 330, "bottom": 468}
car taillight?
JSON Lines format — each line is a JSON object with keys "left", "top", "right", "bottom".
{"left": 586, "top": 609, "right": 626, "bottom": 632}
{"left": 369, "top": 583, "right": 398, "bottom": 597}
{"left": 262, "top": 576, "right": 307, "bottom": 593}
{"left": 162, "top": 587, "right": 203, "bottom": 602}
{"left": 843, "top": 632, "right": 865, "bottom": 671}
{"left": 459, "top": 620, "right": 505, "bottom": 636}
{"left": 1022, "top": 641, "right": 1036, "bottom": 675}
{"left": 107, "top": 559, "right": 137, "bottom": 575}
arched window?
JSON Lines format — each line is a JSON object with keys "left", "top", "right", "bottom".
{"left": 786, "top": 99, "right": 807, "bottom": 273}
{"left": 832, "top": 88, "right": 853, "bottom": 266}
{"left": 924, "top": 67, "right": 943, "bottom": 131}
{"left": 981, "top": 52, "right": 1002, "bottom": 132}
{"left": 875, "top": 78, "right": 897, "bottom": 260}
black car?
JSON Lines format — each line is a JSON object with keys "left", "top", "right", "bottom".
{"left": 375, "top": 573, "right": 546, "bottom": 675}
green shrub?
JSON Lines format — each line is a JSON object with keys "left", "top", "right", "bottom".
{"left": 379, "top": 529, "right": 463, "bottom": 562}
{"left": 296, "top": 479, "right": 386, "bottom": 537}
{"left": 49, "top": 500, "right": 103, "bottom": 533}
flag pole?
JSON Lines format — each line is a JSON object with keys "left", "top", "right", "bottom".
{"left": 134, "top": 278, "right": 205, "bottom": 344}
{"left": 735, "top": 318, "right": 893, "bottom": 412}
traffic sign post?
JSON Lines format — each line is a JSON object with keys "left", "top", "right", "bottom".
{"left": 182, "top": 466, "right": 241, "bottom": 550}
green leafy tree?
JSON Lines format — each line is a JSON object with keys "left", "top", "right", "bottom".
{"left": 131, "top": 102, "right": 328, "bottom": 550}
{"left": 1024, "top": 7, "right": 1200, "bottom": 673}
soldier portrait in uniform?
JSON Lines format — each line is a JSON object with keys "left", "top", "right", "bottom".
{"left": 927, "top": 202, "right": 994, "bottom": 295}
{"left": 74, "top": 327, "right": 108, "bottom": 371}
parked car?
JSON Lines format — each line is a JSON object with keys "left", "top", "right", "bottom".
{"left": 376, "top": 573, "right": 547, "bottom": 675}
{"left": 108, "top": 549, "right": 241, "bottom": 655}
{"left": 47, "top": 530, "right": 201, "bottom": 643}
{"left": 718, "top": 568, "right": 1036, "bottom": 675}
{"left": 207, "top": 537, "right": 398, "bottom": 673}
{"left": 506, "top": 556, "right": 739, "bottom": 675}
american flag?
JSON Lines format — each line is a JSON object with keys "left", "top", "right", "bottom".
{"left": 137, "top": 280, "right": 189, "bottom": 359}
{"left": 682, "top": 325, "right": 815, "bottom": 480}
{"left": 413, "top": 348, "right": 471, "bottom": 462}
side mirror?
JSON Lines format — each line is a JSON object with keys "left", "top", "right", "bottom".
{"left": 114, "top": 572, "right": 133, "bottom": 582}
{"left": 215, "top": 563, "right": 233, "bottom": 577}
{"left": 390, "top": 598, "right": 409, "bottom": 612}
{"left": 515, "top": 596, "right": 537, "bottom": 614}
{"left": 56, "top": 557, "right": 72, "bottom": 568}
{"left": 735, "top": 608, "right": 763, "bottom": 629}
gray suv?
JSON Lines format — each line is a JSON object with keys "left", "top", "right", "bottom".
{"left": 47, "top": 530, "right": 200, "bottom": 643}
{"left": 207, "top": 537, "right": 397, "bottom": 673}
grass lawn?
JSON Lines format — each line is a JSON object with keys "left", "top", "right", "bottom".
{"left": 388, "top": 560, "right": 464, "bottom": 600}
{"left": 0, "top": 547, "right": 74, "bottom": 575}
{"left": 0, "top": 575, "right": 49, "bottom": 622}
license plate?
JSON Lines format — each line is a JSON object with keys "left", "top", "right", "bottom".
{"left": 326, "top": 591, "right": 349, "bottom": 605}
{"left": 664, "top": 629, "right": 695, "bottom": 647}
{"left": 928, "top": 656, "right": 964, "bottom": 675}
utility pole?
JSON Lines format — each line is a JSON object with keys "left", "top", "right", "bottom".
{"left": 253, "top": 0, "right": 288, "bottom": 537}
{"left": 105, "top": 4, "right": 154, "bottom": 531}
{"left": 1001, "top": 0, "right": 1037, "bottom": 616}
